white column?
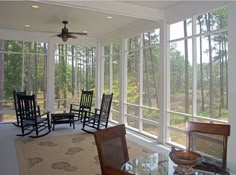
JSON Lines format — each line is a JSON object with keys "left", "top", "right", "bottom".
{"left": 139, "top": 33, "right": 143, "bottom": 131}
{"left": 74, "top": 46, "right": 78, "bottom": 102}
{"left": 95, "top": 40, "right": 103, "bottom": 108}
{"left": 159, "top": 20, "right": 168, "bottom": 144}
{"left": 192, "top": 16, "right": 197, "bottom": 117}
{"left": 21, "top": 48, "right": 25, "bottom": 90}
{"left": 47, "top": 39, "right": 56, "bottom": 113}
{"left": 227, "top": 2, "right": 236, "bottom": 172}
{"left": 120, "top": 37, "right": 127, "bottom": 124}
{"left": 110, "top": 43, "right": 113, "bottom": 93}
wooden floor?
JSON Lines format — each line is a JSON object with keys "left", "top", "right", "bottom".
{"left": 0, "top": 122, "right": 169, "bottom": 175}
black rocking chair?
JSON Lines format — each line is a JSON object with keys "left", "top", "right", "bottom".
{"left": 17, "top": 94, "right": 51, "bottom": 138}
{"left": 70, "top": 90, "right": 93, "bottom": 122}
{"left": 13, "top": 90, "right": 41, "bottom": 127}
{"left": 12, "top": 90, "right": 26, "bottom": 127}
{"left": 82, "top": 93, "right": 113, "bottom": 133}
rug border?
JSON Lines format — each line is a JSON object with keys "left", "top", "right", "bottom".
{"left": 15, "top": 139, "right": 30, "bottom": 175}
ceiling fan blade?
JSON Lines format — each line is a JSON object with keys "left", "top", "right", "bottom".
{"left": 50, "top": 34, "right": 59, "bottom": 37}
{"left": 55, "top": 33, "right": 63, "bottom": 37}
{"left": 69, "top": 32, "right": 87, "bottom": 35}
{"left": 67, "top": 34, "right": 78, "bottom": 39}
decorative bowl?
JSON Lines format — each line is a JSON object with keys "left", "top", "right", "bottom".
{"left": 169, "top": 147, "right": 201, "bottom": 174}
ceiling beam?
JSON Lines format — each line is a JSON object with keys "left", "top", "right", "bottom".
{"left": 36, "top": 1, "right": 164, "bottom": 21}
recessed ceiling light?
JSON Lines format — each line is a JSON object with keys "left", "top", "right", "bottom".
{"left": 106, "top": 16, "right": 112, "bottom": 19}
{"left": 83, "top": 31, "right": 87, "bottom": 33}
{"left": 32, "top": 5, "right": 39, "bottom": 9}
{"left": 25, "top": 24, "right": 31, "bottom": 28}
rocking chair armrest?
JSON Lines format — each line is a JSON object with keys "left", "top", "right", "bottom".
{"left": 94, "top": 108, "right": 101, "bottom": 114}
{"left": 38, "top": 111, "right": 50, "bottom": 118}
{"left": 85, "top": 108, "right": 99, "bottom": 116}
{"left": 37, "top": 105, "right": 41, "bottom": 115}
{"left": 70, "top": 103, "right": 80, "bottom": 107}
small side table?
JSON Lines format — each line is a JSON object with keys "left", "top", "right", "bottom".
{"left": 51, "top": 113, "right": 75, "bottom": 130}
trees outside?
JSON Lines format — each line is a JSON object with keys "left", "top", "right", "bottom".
{"left": 169, "top": 7, "right": 228, "bottom": 145}
{"left": 54, "top": 44, "right": 96, "bottom": 112}
{"left": 103, "top": 42, "right": 121, "bottom": 122}
{"left": 0, "top": 41, "right": 47, "bottom": 121}
{"left": 120, "top": 30, "right": 161, "bottom": 133}
{"left": 1, "top": 41, "right": 96, "bottom": 121}
{"left": 195, "top": 7, "right": 228, "bottom": 119}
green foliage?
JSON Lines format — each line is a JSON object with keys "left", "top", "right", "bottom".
{"left": 4, "top": 40, "right": 23, "bottom": 99}
{"left": 170, "top": 115, "right": 186, "bottom": 125}
{"left": 127, "top": 82, "right": 139, "bottom": 104}
{"left": 143, "top": 108, "right": 159, "bottom": 121}
{"left": 170, "top": 45, "right": 185, "bottom": 94}
{"left": 112, "top": 79, "right": 120, "bottom": 101}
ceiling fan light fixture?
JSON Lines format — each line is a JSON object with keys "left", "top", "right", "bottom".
{"left": 62, "top": 35, "right": 68, "bottom": 42}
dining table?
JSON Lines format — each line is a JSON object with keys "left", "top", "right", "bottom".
{"left": 121, "top": 152, "right": 231, "bottom": 175}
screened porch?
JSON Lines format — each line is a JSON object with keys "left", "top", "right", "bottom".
{"left": 0, "top": 1, "right": 236, "bottom": 172}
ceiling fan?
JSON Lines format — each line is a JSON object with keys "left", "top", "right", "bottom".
{"left": 53, "top": 21, "right": 87, "bottom": 42}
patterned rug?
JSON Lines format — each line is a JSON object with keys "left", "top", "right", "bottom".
{"left": 15, "top": 133, "right": 152, "bottom": 175}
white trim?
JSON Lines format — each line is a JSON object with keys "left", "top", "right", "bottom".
{"left": 109, "top": 43, "right": 113, "bottom": 93}
{"left": 95, "top": 40, "right": 103, "bottom": 108}
{"left": 21, "top": 49, "right": 25, "bottom": 91}
{"left": 47, "top": 38, "right": 56, "bottom": 113}
{"left": 166, "top": 22, "right": 171, "bottom": 144}
{"left": 139, "top": 33, "right": 144, "bottom": 132}
{"left": 227, "top": 2, "right": 236, "bottom": 172}
{"left": 159, "top": 20, "right": 167, "bottom": 144}
{"left": 120, "top": 37, "right": 127, "bottom": 124}
{"left": 192, "top": 16, "right": 197, "bottom": 117}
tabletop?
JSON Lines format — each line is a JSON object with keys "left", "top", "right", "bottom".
{"left": 121, "top": 152, "right": 230, "bottom": 175}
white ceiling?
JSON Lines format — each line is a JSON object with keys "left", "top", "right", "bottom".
{"left": 123, "top": 1, "right": 178, "bottom": 10}
{"left": 0, "top": 1, "right": 178, "bottom": 40}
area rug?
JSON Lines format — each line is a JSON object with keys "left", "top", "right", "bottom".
{"left": 15, "top": 133, "right": 153, "bottom": 175}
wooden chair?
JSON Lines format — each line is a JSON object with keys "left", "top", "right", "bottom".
{"left": 82, "top": 93, "right": 113, "bottom": 133}
{"left": 17, "top": 94, "right": 51, "bottom": 138}
{"left": 70, "top": 90, "right": 93, "bottom": 122}
{"left": 186, "top": 121, "right": 230, "bottom": 174}
{"left": 94, "top": 124, "right": 129, "bottom": 175}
